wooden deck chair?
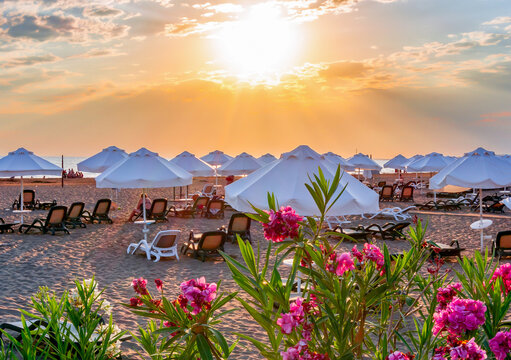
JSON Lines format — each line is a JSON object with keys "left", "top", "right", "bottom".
{"left": 12, "top": 190, "right": 36, "bottom": 210}
{"left": 399, "top": 186, "right": 414, "bottom": 202}
{"left": 224, "top": 213, "right": 251, "bottom": 243}
{"left": 169, "top": 196, "right": 209, "bottom": 218}
{"left": 493, "top": 231, "right": 511, "bottom": 259}
{"left": 127, "top": 230, "right": 180, "bottom": 262}
{"left": 379, "top": 185, "right": 394, "bottom": 202}
{"left": 181, "top": 230, "right": 227, "bottom": 262}
{"left": 203, "top": 199, "right": 225, "bottom": 219}
{"left": 81, "top": 199, "right": 112, "bottom": 224}
{"left": 19, "top": 206, "right": 69, "bottom": 235}
{"left": 65, "top": 202, "right": 86, "bottom": 229}
{"left": 364, "top": 222, "right": 410, "bottom": 240}
{"left": 133, "top": 198, "right": 168, "bottom": 222}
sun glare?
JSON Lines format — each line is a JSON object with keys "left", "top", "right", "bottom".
{"left": 214, "top": 6, "right": 299, "bottom": 83}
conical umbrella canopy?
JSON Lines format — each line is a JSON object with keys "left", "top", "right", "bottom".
{"left": 77, "top": 146, "right": 128, "bottom": 173}
{"left": 225, "top": 145, "right": 379, "bottom": 216}
{"left": 258, "top": 153, "right": 277, "bottom": 165}
{"left": 430, "top": 148, "right": 511, "bottom": 189}
{"left": 201, "top": 150, "right": 232, "bottom": 166}
{"left": 96, "top": 148, "right": 192, "bottom": 189}
{"left": 403, "top": 155, "right": 423, "bottom": 168}
{"left": 0, "top": 147, "right": 62, "bottom": 177}
{"left": 407, "top": 152, "right": 450, "bottom": 172}
{"left": 170, "top": 151, "right": 215, "bottom": 177}
{"left": 219, "top": 152, "right": 261, "bottom": 175}
{"left": 348, "top": 153, "right": 382, "bottom": 171}
{"left": 323, "top": 152, "right": 356, "bottom": 171}
{"left": 384, "top": 154, "right": 409, "bottom": 170}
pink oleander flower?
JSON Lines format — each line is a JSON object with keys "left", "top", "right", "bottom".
{"left": 351, "top": 245, "right": 363, "bottom": 262}
{"left": 280, "top": 340, "right": 329, "bottom": 360}
{"left": 155, "top": 279, "right": 163, "bottom": 292}
{"left": 433, "top": 297, "right": 486, "bottom": 336}
{"left": 129, "top": 297, "right": 142, "bottom": 307}
{"left": 180, "top": 277, "right": 217, "bottom": 315}
{"left": 132, "top": 278, "right": 148, "bottom": 295}
{"left": 363, "top": 243, "right": 385, "bottom": 269}
{"left": 325, "top": 252, "right": 355, "bottom": 276}
{"left": 489, "top": 330, "right": 511, "bottom": 360}
{"left": 263, "top": 206, "right": 303, "bottom": 242}
{"left": 277, "top": 312, "right": 300, "bottom": 334}
{"left": 450, "top": 338, "right": 487, "bottom": 360}
{"left": 436, "top": 283, "right": 463, "bottom": 310}
{"left": 387, "top": 351, "right": 414, "bottom": 360}
{"left": 491, "top": 263, "right": 511, "bottom": 294}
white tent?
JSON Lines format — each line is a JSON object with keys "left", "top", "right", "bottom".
{"left": 219, "top": 152, "right": 261, "bottom": 175}
{"left": 96, "top": 148, "right": 193, "bottom": 241}
{"left": 170, "top": 151, "right": 215, "bottom": 177}
{"left": 384, "top": 154, "right": 409, "bottom": 170}
{"left": 323, "top": 152, "right": 356, "bottom": 171}
{"left": 258, "top": 153, "right": 277, "bottom": 165}
{"left": 0, "top": 148, "right": 62, "bottom": 223}
{"left": 348, "top": 153, "right": 382, "bottom": 171}
{"left": 77, "top": 146, "right": 128, "bottom": 173}
{"left": 201, "top": 150, "right": 232, "bottom": 166}
{"left": 225, "top": 145, "right": 379, "bottom": 216}
{"left": 430, "top": 147, "right": 511, "bottom": 251}
{"left": 407, "top": 152, "right": 450, "bottom": 172}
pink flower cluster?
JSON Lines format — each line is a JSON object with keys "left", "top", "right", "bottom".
{"left": 437, "top": 283, "right": 463, "bottom": 310}
{"left": 180, "top": 277, "right": 217, "bottom": 315}
{"left": 281, "top": 340, "right": 329, "bottom": 360}
{"left": 491, "top": 263, "right": 511, "bottom": 294}
{"left": 449, "top": 339, "right": 487, "bottom": 360}
{"left": 325, "top": 252, "right": 355, "bottom": 276}
{"left": 263, "top": 206, "right": 303, "bottom": 242}
{"left": 132, "top": 278, "right": 148, "bottom": 295}
{"left": 489, "top": 330, "right": 511, "bottom": 360}
{"left": 387, "top": 351, "right": 414, "bottom": 360}
{"left": 433, "top": 297, "right": 486, "bottom": 336}
{"left": 352, "top": 243, "right": 385, "bottom": 273}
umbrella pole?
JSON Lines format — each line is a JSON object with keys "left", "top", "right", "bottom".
{"left": 479, "top": 188, "right": 483, "bottom": 252}
{"left": 215, "top": 166, "right": 218, "bottom": 185}
{"left": 20, "top": 176, "right": 24, "bottom": 224}
{"left": 142, "top": 189, "right": 148, "bottom": 243}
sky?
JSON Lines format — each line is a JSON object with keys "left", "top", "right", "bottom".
{"left": 0, "top": 0, "right": 510, "bottom": 159}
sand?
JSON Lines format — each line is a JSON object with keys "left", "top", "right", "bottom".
{"left": 0, "top": 178, "right": 510, "bottom": 358}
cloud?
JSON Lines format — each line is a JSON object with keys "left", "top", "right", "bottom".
{"left": 319, "top": 61, "right": 372, "bottom": 79}
{"left": 483, "top": 16, "right": 511, "bottom": 26}
{"left": 1, "top": 53, "right": 59, "bottom": 68}
{"left": 83, "top": 6, "right": 123, "bottom": 18}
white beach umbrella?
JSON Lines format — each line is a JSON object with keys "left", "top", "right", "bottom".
{"left": 0, "top": 148, "right": 62, "bottom": 223}
{"left": 219, "top": 152, "right": 261, "bottom": 175}
{"left": 170, "top": 151, "right": 215, "bottom": 177}
{"left": 403, "top": 155, "right": 424, "bottom": 168}
{"left": 323, "top": 152, "right": 356, "bottom": 171}
{"left": 430, "top": 147, "right": 511, "bottom": 251}
{"left": 96, "top": 148, "right": 192, "bottom": 241}
{"left": 258, "top": 153, "right": 277, "bottom": 165}
{"left": 77, "top": 146, "right": 128, "bottom": 173}
{"left": 407, "top": 152, "right": 451, "bottom": 172}
{"left": 200, "top": 150, "right": 232, "bottom": 166}
{"left": 225, "top": 145, "right": 379, "bottom": 216}
{"left": 348, "top": 153, "right": 382, "bottom": 171}
{"left": 384, "top": 154, "right": 409, "bottom": 170}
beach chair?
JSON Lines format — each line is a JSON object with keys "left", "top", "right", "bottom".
{"left": 492, "top": 231, "right": 511, "bottom": 259}
{"left": 363, "top": 206, "right": 415, "bottom": 221}
{"left": 65, "top": 202, "right": 86, "bottom": 229}
{"left": 169, "top": 196, "right": 209, "bottom": 218}
{"left": 377, "top": 181, "right": 386, "bottom": 188}
{"left": 484, "top": 201, "right": 505, "bottom": 214}
{"left": 81, "top": 199, "right": 112, "bottom": 224}
{"left": 203, "top": 199, "right": 225, "bottom": 219}
{"left": 127, "top": 230, "right": 180, "bottom": 262}
{"left": 181, "top": 230, "right": 227, "bottom": 262}
{"left": 415, "top": 200, "right": 446, "bottom": 211}
{"left": 133, "top": 198, "right": 168, "bottom": 222}
{"left": 399, "top": 186, "right": 414, "bottom": 202}
{"left": 428, "top": 240, "right": 464, "bottom": 258}
{"left": 0, "top": 217, "right": 18, "bottom": 234}
{"left": 223, "top": 213, "right": 252, "bottom": 243}
{"left": 12, "top": 190, "right": 36, "bottom": 210}
{"left": 364, "top": 222, "right": 410, "bottom": 240}
{"left": 379, "top": 185, "right": 394, "bottom": 202}
{"left": 331, "top": 226, "right": 369, "bottom": 242}
{"left": 199, "top": 184, "right": 215, "bottom": 198}
{"left": 19, "top": 206, "right": 69, "bottom": 235}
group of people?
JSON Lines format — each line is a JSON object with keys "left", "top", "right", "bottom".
{"left": 62, "top": 169, "right": 83, "bottom": 178}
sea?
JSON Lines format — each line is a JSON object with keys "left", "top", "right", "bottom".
{"left": 38, "top": 157, "right": 394, "bottom": 179}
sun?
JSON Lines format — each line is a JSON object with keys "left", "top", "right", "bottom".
{"left": 213, "top": 6, "right": 299, "bottom": 82}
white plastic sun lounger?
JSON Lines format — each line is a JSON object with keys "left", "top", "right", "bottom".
{"left": 362, "top": 206, "right": 416, "bottom": 221}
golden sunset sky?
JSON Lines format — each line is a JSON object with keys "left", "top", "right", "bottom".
{"left": 0, "top": 0, "right": 510, "bottom": 158}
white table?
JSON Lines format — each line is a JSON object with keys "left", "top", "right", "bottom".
{"left": 471, "top": 219, "right": 493, "bottom": 252}
{"left": 283, "top": 258, "right": 305, "bottom": 296}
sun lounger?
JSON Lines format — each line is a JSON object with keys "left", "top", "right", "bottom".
{"left": 12, "top": 190, "right": 36, "bottom": 210}
{"left": 379, "top": 185, "right": 395, "bottom": 202}
{"left": 364, "top": 222, "right": 410, "bottom": 240}
{"left": 330, "top": 226, "right": 369, "bottom": 242}
{"left": 181, "top": 230, "right": 227, "bottom": 262}
{"left": 19, "top": 206, "right": 69, "bottom": 235}
{"left": 81, "top": 199, "right": 113, "bottom": 224}
{"left": 127, "top": 230, "right": 180, "bottom": 262}
{"left": 399, "top": 186, "right": 414, "bottom": 202}
{"left": 362, "top": 206, "right": 415, "bottom": 221}
{"left": 428, "top": 240, "right": 464, "bottom": 258}
{"left": 202, "top": 199, "right": 225, "bottom": 219}
{"left": 484, "top": 201, "right": 505, "bottom": 214}
{"left": 65, "top": 202, "right": 86, "bottom": 229}
{"left": 0, "top": 218, "right": 18, "bottom": 234}
{"left": 169, "top": 196, "right": 208, "bottom": 218}
{"left": 133, "top": 198, "right": 168, "bottom": 222}
{"left": 222, "top": 213, "right": 252, "bottom": 243}
{"left": 492, "top": 231, "right": 511, "bottom": 259}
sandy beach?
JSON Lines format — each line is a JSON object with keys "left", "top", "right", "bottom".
{"left": 0, "top": 177, "right": 510, "bottom": 358}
